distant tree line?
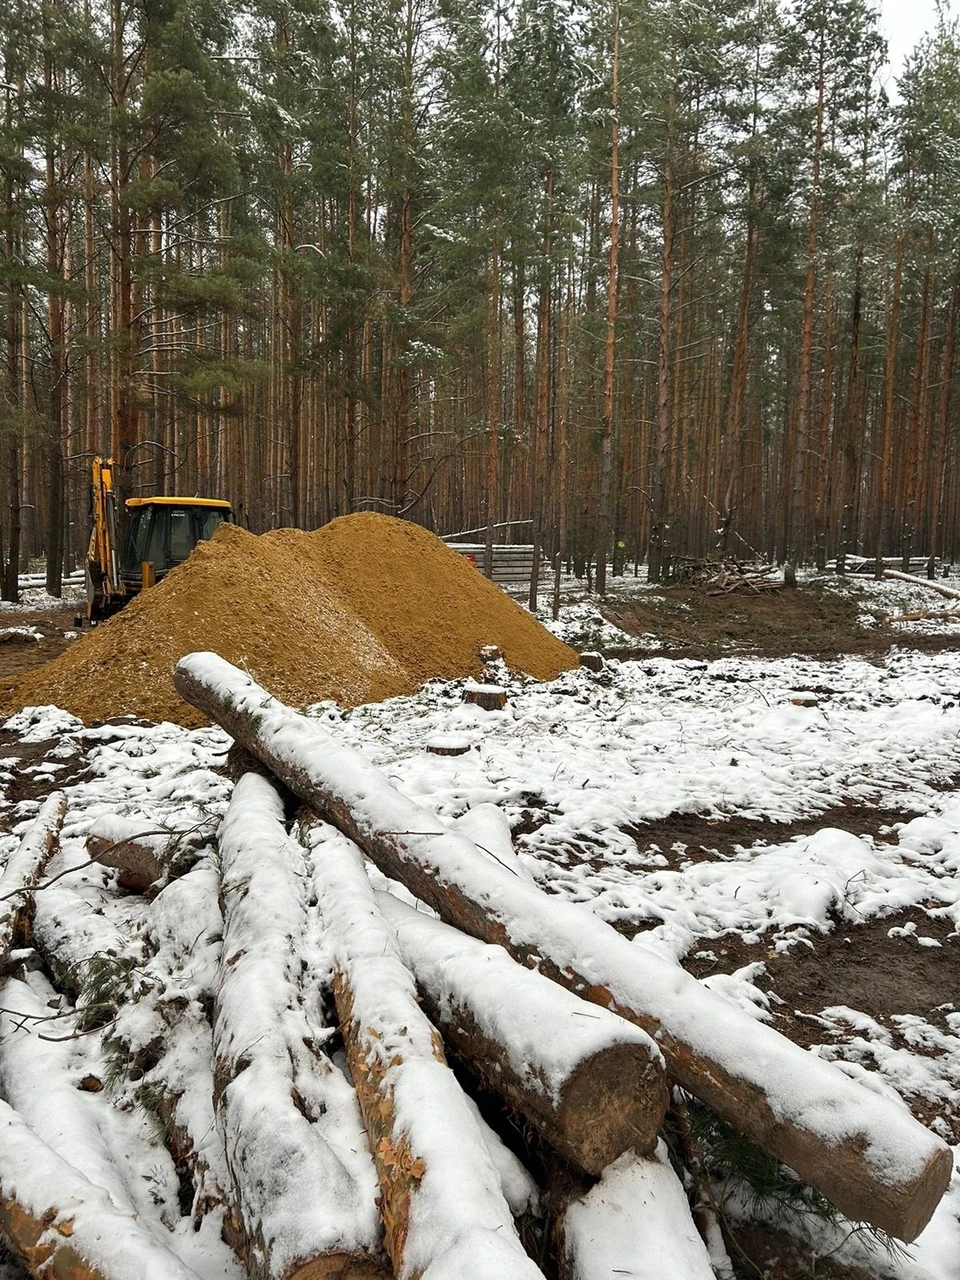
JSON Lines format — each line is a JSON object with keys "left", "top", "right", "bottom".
{"left": 1, "top": 0, "right": 959, "bottom": 600}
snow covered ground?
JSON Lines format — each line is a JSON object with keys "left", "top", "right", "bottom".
{"left": 0, "top": 573, "right": 959, "bottom": 1278}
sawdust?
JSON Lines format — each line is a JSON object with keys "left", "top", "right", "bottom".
{"left": 0, "top": 514, "right": 577, "bottom": 727}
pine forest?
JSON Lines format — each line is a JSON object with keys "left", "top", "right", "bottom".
{"left": 2, "top": 0, "right": 959, "bottom": 598}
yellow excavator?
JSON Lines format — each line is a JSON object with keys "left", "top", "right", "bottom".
{"left": 85, "top": 456, "right": 233, "bottom": 622}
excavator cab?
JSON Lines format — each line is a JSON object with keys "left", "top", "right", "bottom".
{"left": 86, "top": 458, "right": 233, "bottom": 622}
{"left": 120, "top": 499, "right": 232, "bottom": 591}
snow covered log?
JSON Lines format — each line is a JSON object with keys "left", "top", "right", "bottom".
{"left": 882, "top": 568, "right": 960, "bottom": 599}
{"left": 556, "top": 1142, "right": 717, "bottom": 1280}
{"left": 174, "top": 654, "right": 954, "bottom": 1242}
{"left": 376, "top": 892, "right": 667, "bottom": 1173}
{"left": 84, "top": 814, "right": 183, "bottom": 893}
{"left": 0, "top": 791, "right": 67, "bottom": 963}
{"left": 0, "top": 1098, "right": 205, "bottom": 1280}
{"left": 214, "top": 773, "right": 387, "bottom": 1280}
{"left": 304, "top": 818, "right": 546, "bottom": 1280}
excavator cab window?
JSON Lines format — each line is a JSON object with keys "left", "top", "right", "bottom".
{"left": 121, "top": 503, "right": 230, "bottom": 583}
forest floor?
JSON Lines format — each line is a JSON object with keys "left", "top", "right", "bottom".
{"left": 1, "top": 567, "right": 959, "bottom": 1280}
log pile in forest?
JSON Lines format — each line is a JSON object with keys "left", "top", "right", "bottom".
{"left": 163, "top": 656, "right": 951, "bottom": 1251}
{"left": 0, "top": 650, "right": 954, "bottom": 1280}
{"left": 0, "top": 513, "right": 576, "bottom": 726}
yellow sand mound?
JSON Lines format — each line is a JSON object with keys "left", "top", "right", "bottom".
{"left": 2, "top": 514, "right": 577, "bottom": 726}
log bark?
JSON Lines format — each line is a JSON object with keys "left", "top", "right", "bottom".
{"left": 376, "top": 893, "right": 666, "bottom": 1173}
{"left": 0, "top": 1098, "right": 205, "bottom": 1280}
{"left": 214, "top": 773, "right": 387, "bottom": 1280}
{"left": 303, "top": 818, "right": 545, "bottom": 1280}
{"left": 0, "top": 791, "right": 67, "bottom": 964}
{"left": 173, "top": 655, "right": 953, "bottom": 1242}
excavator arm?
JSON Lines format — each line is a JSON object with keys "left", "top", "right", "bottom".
{"left": 85, "top": 457, "right": 125, "bottom": 621}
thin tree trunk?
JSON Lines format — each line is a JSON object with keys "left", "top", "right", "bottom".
{"left": 595, "top": 1, "right": 620, "bottom": 596}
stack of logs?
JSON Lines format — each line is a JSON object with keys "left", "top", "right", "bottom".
{"left": 0, "top": 650, "right": 953, "bottom": 1280}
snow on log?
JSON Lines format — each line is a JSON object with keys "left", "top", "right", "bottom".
{"left": 459, "top": 1091, "right": 539, "bottom": 1220}
{"left": 0, "top": 1098, "right": 205, "bottom": 1280}
{"left": 556, "top": 1141, "right": 716, "bottom": 1280}
{"left": 215, "top": 772, "right": 386, "bottom": 1280}
{"left": 451, "top": 804, "right": 531, "bottom": 880}
{"left": 376, "top": 892, "right": 666, "bottom": 1173}
{"left": 0, "top": 791, "right": 67, "bottom": 963}
{"left": 303, "top": 819, "right": 545, "bottom": 1280}
{"left": 119, "top": 858, "right": 234, "bottom": 1228}
{"left": 84, "top": 814, "right": 187, "bottom": 893}
{"left": 173, "top": 654, "right": 955, "bottom": 1242}
{"left": 882, "top": 569, "right": 960, "bottom": 599}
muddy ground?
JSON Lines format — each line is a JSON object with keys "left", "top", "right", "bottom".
{"left": 602, "top": 578, "right": 960, "bottom": 661}
{"left": 0, "top": 606, "right": 80, "bottom": 677}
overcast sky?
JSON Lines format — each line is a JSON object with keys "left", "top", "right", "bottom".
{"left": 878, "top": 0, "right": 943, "bottom": 76}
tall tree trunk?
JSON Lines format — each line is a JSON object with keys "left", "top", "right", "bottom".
{"left": 595, "top": 1, "right": 620, "bottom": 597}
{"left": 648, "top": 84, "right": 676, "bottom": 585}
{"left": 528, "top": 165, "right": 553, "bottom": 610}
{"left": 875, "top": 230, "right": 904, "bottom": 574}
{"left": 792, "top": 26, "right": 825, "bottom": 565}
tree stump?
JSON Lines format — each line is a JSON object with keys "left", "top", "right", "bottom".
{"left": 463, "top": 684, "right": 507, "bottom": 710}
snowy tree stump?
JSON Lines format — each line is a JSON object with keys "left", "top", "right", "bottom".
{"left": 578, "top": 653, "right": 605, "bottom": 672}
{"left": 556, "top": 1143, "right": 717, "bottom": 1280}
{"left": 172, "top": 654, "right": 954, "bottom": 1242}
{"left": 0, "top": 792, "right": 67, "bottom": 964}
{"left": 425, "top": 736, "right": 471, "bottom": 757}
{"left": 463, "top": 684, "right": 507, "bottom": 710}
{"left": 377, "top": 893, "right": 666, "bottom": 1173}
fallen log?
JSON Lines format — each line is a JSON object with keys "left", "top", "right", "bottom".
{"left": 116, "top": 858, "right": 234, "bottom": 1229}
{"left": 556, "top": 1142, "right": 717, "bottom": 1280}
{"left": 0, "top": 1097, "right": 205, "bottom": 1280}
{"left": 84, "top": 814, "right": 190, "bottom": 893}
{"left": 303, "top": 817, "right": 545, "bottom": 1280}
{"left": 882, "top": 569, "right": 960, "bottom": 599}
{"left": 215, "top": 772, "right": 387, "bottom": 1280}
{"left": 376, "top": 892, "right": 666, "bottom": 1173}
{"left": 174, "top": 654, "right": 954, "bottom": 1242}
{"left": 0, "top": 792, "right": 67, "bottom": 964}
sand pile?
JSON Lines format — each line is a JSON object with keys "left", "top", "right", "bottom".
{"left": 2, "top": 514, "right": 577, "bottom": 726}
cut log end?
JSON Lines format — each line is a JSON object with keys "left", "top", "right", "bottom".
{"left": 86, "top": 834, "right": 161, "bottom": 894}
{"left": 846, "top": 1141, "right": 954, "bottom": 1244}
{"left": 557, "top": 1043, "right": 669, "bottom": 1173}
{"left": 284, "top": 1255, "right": 390, "bottom": 1280}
